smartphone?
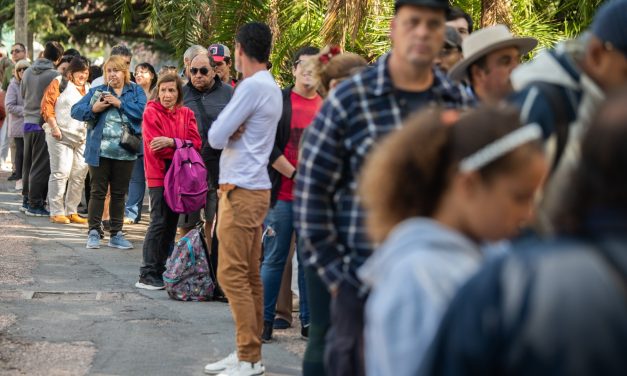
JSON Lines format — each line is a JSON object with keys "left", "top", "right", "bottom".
{"left": 100, "top": 91, "right": 110, "bottom": 102}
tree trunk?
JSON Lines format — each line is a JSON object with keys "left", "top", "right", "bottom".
{"left": 15, "top": 0, "right": 29, "bottom": 59}
{"left": 480, "top": 0, "right": 512, "bottom": 28}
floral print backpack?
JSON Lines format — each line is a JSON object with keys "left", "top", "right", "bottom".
{"left": 163, "top": 225, "right": 215, "bottom": 301}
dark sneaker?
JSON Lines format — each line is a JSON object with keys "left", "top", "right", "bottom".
{"left": 108, "top": 231, "right": 133, "bottom": 249}
{"left": 26, "top": 206, "right": 50, "bottom": 217}
{"left": 213, "top": 286, "right": 228, "bottom": 303}
{"left": 86, "top": 229, "right": 101, "bottom": 249}
{"left": 135, "top": 275, "right": 165, "bottom": 290}
{"left": 261, "top": 321, "right": 273, "bottom": 343}
{"left": 7, "top": 173, "right": 19, "bottom": 181}
{"left": 301, "top": 324, "right": 310, "bottom": 340}
{"left": 273, "top": 318, "right": 291, "bottom": 330}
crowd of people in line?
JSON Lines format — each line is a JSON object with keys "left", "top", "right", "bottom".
{"left": 1, "top": 0, "right": 627, "bottom": 375}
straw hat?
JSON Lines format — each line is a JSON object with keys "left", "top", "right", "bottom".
{"left": 449, "top": 25, "right": 537, "bottom": 82}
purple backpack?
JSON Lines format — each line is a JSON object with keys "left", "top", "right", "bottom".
{"left": 164, "top": 138, "right": 208, "bottom": 214}
{"left": 163, "top": 227, "right": 215, "bottom": 301}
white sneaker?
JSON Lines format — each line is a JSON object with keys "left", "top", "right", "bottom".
{"left": 217, "top": 361, "right": 265, "bottom": 376}
{"left": 204, "top": 352, "right": 238, "bottom": 374}
{"left": 15, "top": 179, "right": 22, "bottom": 191}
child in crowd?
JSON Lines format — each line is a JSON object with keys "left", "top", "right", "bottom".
{"left": 359, "top": 105, "right": 548, "bottom": 376}
{"left": 423, "top": 87, "right": 627, "bottom": 376}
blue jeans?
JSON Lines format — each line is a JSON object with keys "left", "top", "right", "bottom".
{"left": 261, "top": 200, "right": 309, "bottom": 325}
{"left": 124, "top": 155, "right": 146, "bottom": 222}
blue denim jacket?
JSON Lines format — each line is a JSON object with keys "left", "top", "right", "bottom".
{"left": 71, "top": 83, "right": 146, "bottom": 166}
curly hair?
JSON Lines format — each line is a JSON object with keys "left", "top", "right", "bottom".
{"left": 360, "top": 105, "right": 544, "bottom": 242}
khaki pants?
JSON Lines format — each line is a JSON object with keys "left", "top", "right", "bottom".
{"left": 217, "top": 187, "right": 270, "bottom": 363}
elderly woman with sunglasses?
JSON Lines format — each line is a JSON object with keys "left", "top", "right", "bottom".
{"left": 71, "top": 55, "right": 147, "bottom": 250}
{"left": 4, "top": 59, "right": 30, "bottom": 191}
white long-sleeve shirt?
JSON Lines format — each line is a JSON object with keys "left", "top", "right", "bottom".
{"left": 208, "top": 70, "right": 282, "bottom": 190}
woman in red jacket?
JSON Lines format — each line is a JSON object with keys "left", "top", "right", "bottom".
{"left": 135, "top": 73, "right": 201, "bottom": 290}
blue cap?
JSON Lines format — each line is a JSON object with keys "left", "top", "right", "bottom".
{"left": 591, "top": 0, "right": 627, "bottom": 58}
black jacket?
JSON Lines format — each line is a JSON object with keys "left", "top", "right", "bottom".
{"left": 422, "top": 228, "right": 627, "bottom": 376}
{"left": 183, "top": 77, "right": 233, "bottom": 186}
{"left": 268, "top": 87, "right": 294, "bottom": 208}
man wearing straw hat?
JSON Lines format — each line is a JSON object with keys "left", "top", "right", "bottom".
{"left": 449, "top": 24, "right": 537, "bottom": 104}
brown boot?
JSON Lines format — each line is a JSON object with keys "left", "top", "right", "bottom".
{"left": 50, "top": 215, "right": 70, "bottom": 224}
{"left": 68, "top": 214, "right": 88, "bottom": 224}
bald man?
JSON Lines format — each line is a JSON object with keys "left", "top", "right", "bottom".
{"left": 179, "top": 53, "right": 233, "bottom": 292}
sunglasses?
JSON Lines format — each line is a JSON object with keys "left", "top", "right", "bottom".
{"left": 16, "top": 68, "right": 26, "bottom": 73}
{"left": 190, "top": 67, "right": 211, "bottom": 76}
{"left": 11, "top": 49, "right": 24, "bottom": 54}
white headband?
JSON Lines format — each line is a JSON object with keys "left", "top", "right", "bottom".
{"left": 459, "top": 123, "right": 543, "bottom": 173}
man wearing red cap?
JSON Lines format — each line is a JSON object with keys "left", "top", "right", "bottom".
{"left": 209, "top": 44, "right": 238, "bottom": 87}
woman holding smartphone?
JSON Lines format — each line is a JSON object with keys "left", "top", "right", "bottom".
{"left": 71, "top": 55, "right": 147, "bottom": 250}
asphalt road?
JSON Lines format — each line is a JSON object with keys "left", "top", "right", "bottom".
{"left": 0, "top": 172, "right": 303, "bottom": 376}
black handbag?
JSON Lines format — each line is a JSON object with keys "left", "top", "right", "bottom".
{"left": 117, "top": 108, "right": 141, "bottom": 154}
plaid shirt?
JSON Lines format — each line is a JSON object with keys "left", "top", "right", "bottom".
{"left": 294, "top": 53, "right": 474, "bottom": 292}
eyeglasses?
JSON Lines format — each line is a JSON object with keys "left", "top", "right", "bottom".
{"left": 11, "top": 49, "right": 24, "bottom": 54}
{"left": 190, "top": 67, "right": 211, "bottom": 76}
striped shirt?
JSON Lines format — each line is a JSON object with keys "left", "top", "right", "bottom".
{"left": 293, "top": 53, "right": 475, "bottom": 291}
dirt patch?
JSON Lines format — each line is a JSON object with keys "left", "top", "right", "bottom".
{"left": 271, "top": 313, "right": 307, "bottom": 357}
{"left": 0, "top": 338, "right": 95, "bottom": 376}
{"left": 0, "top": 212, "right": 35, "bottom": 285}
{"left": 0, "top": 314, "right": 17, "bottom": 332}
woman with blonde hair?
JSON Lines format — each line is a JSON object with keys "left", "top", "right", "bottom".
{"left": 4, "top": 59, "right": 30, "bottom": 191}
{"left": 71, "top": 55, "right": 147, "bottom": 250}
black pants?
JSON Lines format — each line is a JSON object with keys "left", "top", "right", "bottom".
{"left": 140, "top": 187, "right": 179, "bottom": 278}
{"left": 325, "top": 282, "right": 367, "bottom": 376}
{"left": 22, "top": 131, "right": 50, "bottom": 207}
{"left": 88, "top": 158, "right": 134, "bottom": 234}
{"left": 13, "top": 137, "right": 24, "bottom": 179}
{"left": 303, "top": 265, "right": 332, "bottom": 376}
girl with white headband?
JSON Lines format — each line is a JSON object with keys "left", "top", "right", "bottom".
{"left": 357, "top": 105, "right": 548, "bottom": 376}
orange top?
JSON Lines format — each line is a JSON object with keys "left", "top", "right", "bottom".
{"left": 40, "top": 78, "right": 87, "bottom": 122}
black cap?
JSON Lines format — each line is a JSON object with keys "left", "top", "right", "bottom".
{"left": 395, "top": 0, "right": 450, "bottom": 12}
{"left": 444, "top": 26, "right": 463, "bottom": 50}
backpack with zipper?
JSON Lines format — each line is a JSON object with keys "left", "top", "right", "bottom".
{"left": 163, "top": 138, "right": 208, "bottom": 213}
{"left": 163, "top": 222, "right": 215, "bottom": 301}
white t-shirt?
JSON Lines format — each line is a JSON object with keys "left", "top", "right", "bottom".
{"left": 209, "top": 70, "right": 282, "bottom": 190}
{"left": 91, "top": 76, "right": 105, "bottom": 88}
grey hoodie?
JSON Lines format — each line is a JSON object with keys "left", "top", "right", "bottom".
{"left": 359, "top": 218, "right": 484, "bottom": 376}
{"left": 20, "top": 58, "right": 58, "bottom": 128}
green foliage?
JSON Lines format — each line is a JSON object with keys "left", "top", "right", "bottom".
{"left": 1, "top": 0, "right": 603, "bottom": 85}
{"left": 451, "top": 0, "right": 604, "bottom": 51}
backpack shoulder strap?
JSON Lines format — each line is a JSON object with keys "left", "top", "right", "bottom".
{"left": 531, "top": 81, "right": 570, "bottom": 171}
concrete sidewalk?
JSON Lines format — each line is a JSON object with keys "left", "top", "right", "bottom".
{"left": 0, "top": 172, "right": 303, "bottom": 376}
